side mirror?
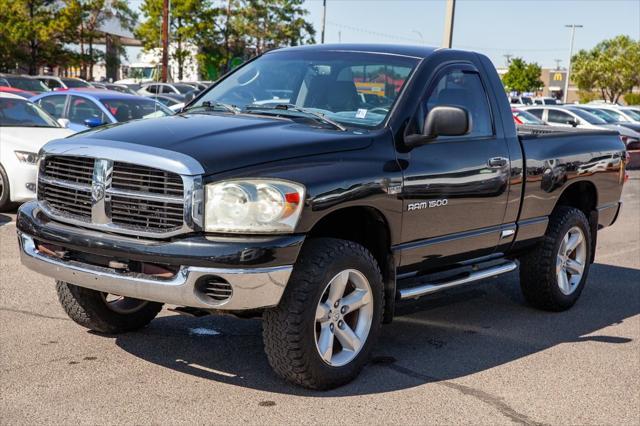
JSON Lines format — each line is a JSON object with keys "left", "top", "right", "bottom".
{"left": 57, "top": 118, "right": 70, "bottom": 128}
{"left": 405, "top": 106, "right": 471, "bottom": 148}
{"left": 83, "top": 117, "right": 104, "bottom": 128}
{"left": 568, "top": 119, "right": 579, "bottom": 127}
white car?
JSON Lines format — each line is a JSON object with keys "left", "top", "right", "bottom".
{"left": 0, "top": 93, "right": 74, "bottom": 210}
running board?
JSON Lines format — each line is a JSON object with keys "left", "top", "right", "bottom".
{"left": 398, "top": 261, "right": 518, "bottom": 300}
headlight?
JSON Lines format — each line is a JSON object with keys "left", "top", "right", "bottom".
{"left": 204, "top": 179, "right": 305, "bottom": 233}
{"left": 14, "top": 151, "right": 39, "bottom": 165}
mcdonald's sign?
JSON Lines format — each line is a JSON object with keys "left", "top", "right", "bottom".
{"left": 548, "top": 71, "right": 566, "bottom": 87}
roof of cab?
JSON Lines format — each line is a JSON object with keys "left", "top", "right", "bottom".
{"left": 269, "top": 43, "right": 439, "bottom": 59}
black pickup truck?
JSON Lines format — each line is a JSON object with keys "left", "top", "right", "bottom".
{"left": 17, "top": 44, "right": 627, "bottom": 389}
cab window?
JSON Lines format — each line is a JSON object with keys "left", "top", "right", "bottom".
{"left": 413, "top": 69, "right": 493, "bottom": 138}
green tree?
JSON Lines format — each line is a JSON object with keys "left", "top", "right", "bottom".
{"left": 137, "top": 0, "right": 315, "bottom": 80}
{"left": 0, "top": 0, "right": 64, "bottom": 74}
{"left": 501, "top": 57, "right": 543, "bottom": 94}
{"left": 571, "top": 35, "right": 640, "bottom": 103}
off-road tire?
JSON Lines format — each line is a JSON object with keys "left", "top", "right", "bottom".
{"left": 263, "top": 238, "right": 384, "bottom": 390}
{"left": 519, "top": 206, "right": 592, "bottom": 311}
{"left": 56, "top": 281, "right": 163, "bottom": 333}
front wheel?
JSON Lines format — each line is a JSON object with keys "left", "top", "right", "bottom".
{"left": 263, "top": 238, "right": 384, "bottom": 390}
{"left": 56, "top": 281, "right": 163, "bottom": 334}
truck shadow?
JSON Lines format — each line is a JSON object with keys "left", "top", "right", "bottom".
{"left": 114, "top": 262, "right": 639, "bottom": 396}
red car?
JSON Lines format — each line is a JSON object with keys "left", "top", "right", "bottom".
{"left": 0, "top": 86, "right": 36, "bottom": 99}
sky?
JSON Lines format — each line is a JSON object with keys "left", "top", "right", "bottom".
{"left": 303, "top": 0, "right": 640, "bottom": 68}
{"left": 126, "top": 0, "right": 640, "bottom": 69}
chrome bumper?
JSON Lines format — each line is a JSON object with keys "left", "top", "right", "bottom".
{"left": 18, "top": 233, "right": 292, "bottom": 310}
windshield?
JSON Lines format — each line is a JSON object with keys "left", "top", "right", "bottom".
{"left": 6, "top": 77, "right": 49, "bottom": 92}
{"left": 567, "top": 107, "right": 607, "bottom": 124}
{"left": 581, "top": 108, "right": 617, "bottom": 123}
{"left": 622, "top": 108, "right": 640, "bottom": 120}
{"left": 0, "top": 98, "right": 59, "bottom": 127}
{"left": 62, "top": 78, "right": 91, "bottom": 88}
{"left": 100, "top": 98, "right": 173, "bottom": 122}
{"left": 193, "top": 50, "right": 419, "bottom": 129}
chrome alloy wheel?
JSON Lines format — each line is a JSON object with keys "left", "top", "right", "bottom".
{"left": 314, "top": 269, "right": 374, "bottom": 367}
{"left": 0, "top": 172, "right": 5, "bottom": 200}
{"left": 100, "top": 293, "right": 149, "bottom": 314}
{"left": 556, "top": 226, "right": 587, "bottom": 295}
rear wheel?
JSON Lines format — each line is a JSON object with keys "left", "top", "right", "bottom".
{"left": 263, "top": 238, "right": 384, "bottom": 390}
{"left": 56, "top": 281, "right": 163, "bottom": 333}
{"left": 520, "top": 206, "right": 592, "bottom": 311}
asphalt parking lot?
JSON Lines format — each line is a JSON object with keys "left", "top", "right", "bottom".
{"left": 1, "top": 172, "right": 638, "bottom": 425}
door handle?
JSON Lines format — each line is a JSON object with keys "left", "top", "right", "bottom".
{"left": 488, "top": 157, "right": 508, "bottom": 168}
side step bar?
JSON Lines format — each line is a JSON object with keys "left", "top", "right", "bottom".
{"left": 398, "top": 261, "right": 518, "bottom": 300}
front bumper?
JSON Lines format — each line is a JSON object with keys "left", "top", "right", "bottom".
{"left": 17, "top": 201, "right": 305, "bottom": 310}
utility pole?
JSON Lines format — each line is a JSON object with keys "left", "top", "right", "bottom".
{"left": 503, "top": 54, "right": 513, "bottom": 67}
{"left": 554, "top": 58, "right": 562, "bottom": 70}
{"left": 161, "top": 0, "right": 169, "bottom": 82}
{"left": 442, "top": 0, "right": 456, "bottom": 48}
{"left": 563, "top": 24, "right": 583, "bottom": 103}
{"left": 321, "top": 0, "right": 327, "bottom": 44}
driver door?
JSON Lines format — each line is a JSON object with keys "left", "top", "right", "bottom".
{"left": 398, "top": 64, "right": 511, "bottom": 273}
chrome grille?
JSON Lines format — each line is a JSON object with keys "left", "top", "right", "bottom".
{"left": 112, "top": 162, "right": 184, "bottom": 197}
{"left": 43, "top": 156, "right": 94, "bottom": 185}
{"left": 111, "top": 195, "right": 184, "bottom": 230}
{"left": 38, "top": 155, "right": 188, "bottom": 237}
{"left": 38, "top": 182, "right": 92, "bottom": 220}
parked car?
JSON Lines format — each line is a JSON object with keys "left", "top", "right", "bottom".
{"left": 138, "top": 82, "right": 198, "bottom": 97}
{"left": 186, "top": 81, "right": 211, "bottom": 92}
{"left": 148, "top": 93, "right": 185, "bottom": 107}
{"left": 572, "top": 105, "right": 640, "bottom": 144}
{"left": 89, "top": 82, "right": 108, "bottom": 89}
{"left": 523, "top": 105, "right": 614, "bottom": 130}
{"left": 0, "top": 86, "right": 36, "bottom": 99}
{"left": 592, "top": 105, "right": 640, "bottom": 124}
{"left": 17, "top": 44, "right": 626, "bottom": 390}
{"left": 0, "top": 93, "right": 74, "bottom": 210}
{"left": 512, "top": 107, "right": 546, "bottom": 125}
{"left": 533, "top": 97, "right": 561, "bottom": 105}
{"left": 30, "top": 90, "right": 174, "bottom": 131}
{"left": 510, "top": 95, "right": 533, "bottom": 105}
{"left": 101, "top": 83, "right": 138, "bottom": 95}
{"left": 36, "top": 75, "right": 92, "bottom": 91}
{"left": 0, "top": 74, "right": 49, "bottom": 94}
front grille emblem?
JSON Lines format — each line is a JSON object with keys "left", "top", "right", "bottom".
{"left": 91, "top": 159, "right": 113, "bottom": 225}
{"left": 91, "top": 182, "right": 105, "bottom": 202}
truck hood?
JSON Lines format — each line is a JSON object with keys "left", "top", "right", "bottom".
{"left": 64, "top": 113, "right": 373, "bottom": 175}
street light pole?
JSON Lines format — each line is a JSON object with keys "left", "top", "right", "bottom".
{"left": 442, "top": 0, "right": 456, "bottom": 48}
{"left": 563, "top": 24, "right": 583, "bottom": 103}
{"left": 321, "top": 0, "right": 327, "bottom": 44}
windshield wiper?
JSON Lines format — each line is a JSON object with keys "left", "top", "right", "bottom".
{"left": 182, "top": 101, "right": 238, "bottom": 114}
{"left": 244, "top": 104, "right": 347, "bottom": 131}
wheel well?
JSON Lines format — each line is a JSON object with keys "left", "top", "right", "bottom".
{"left": 555, "top": 181, "right": 597, "bottom": 217}
{"left": 307, "top": 207, "right": 396, "bottom": 323}
{"left": 555, "top": 181, "right": 598, "bottom": 263}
